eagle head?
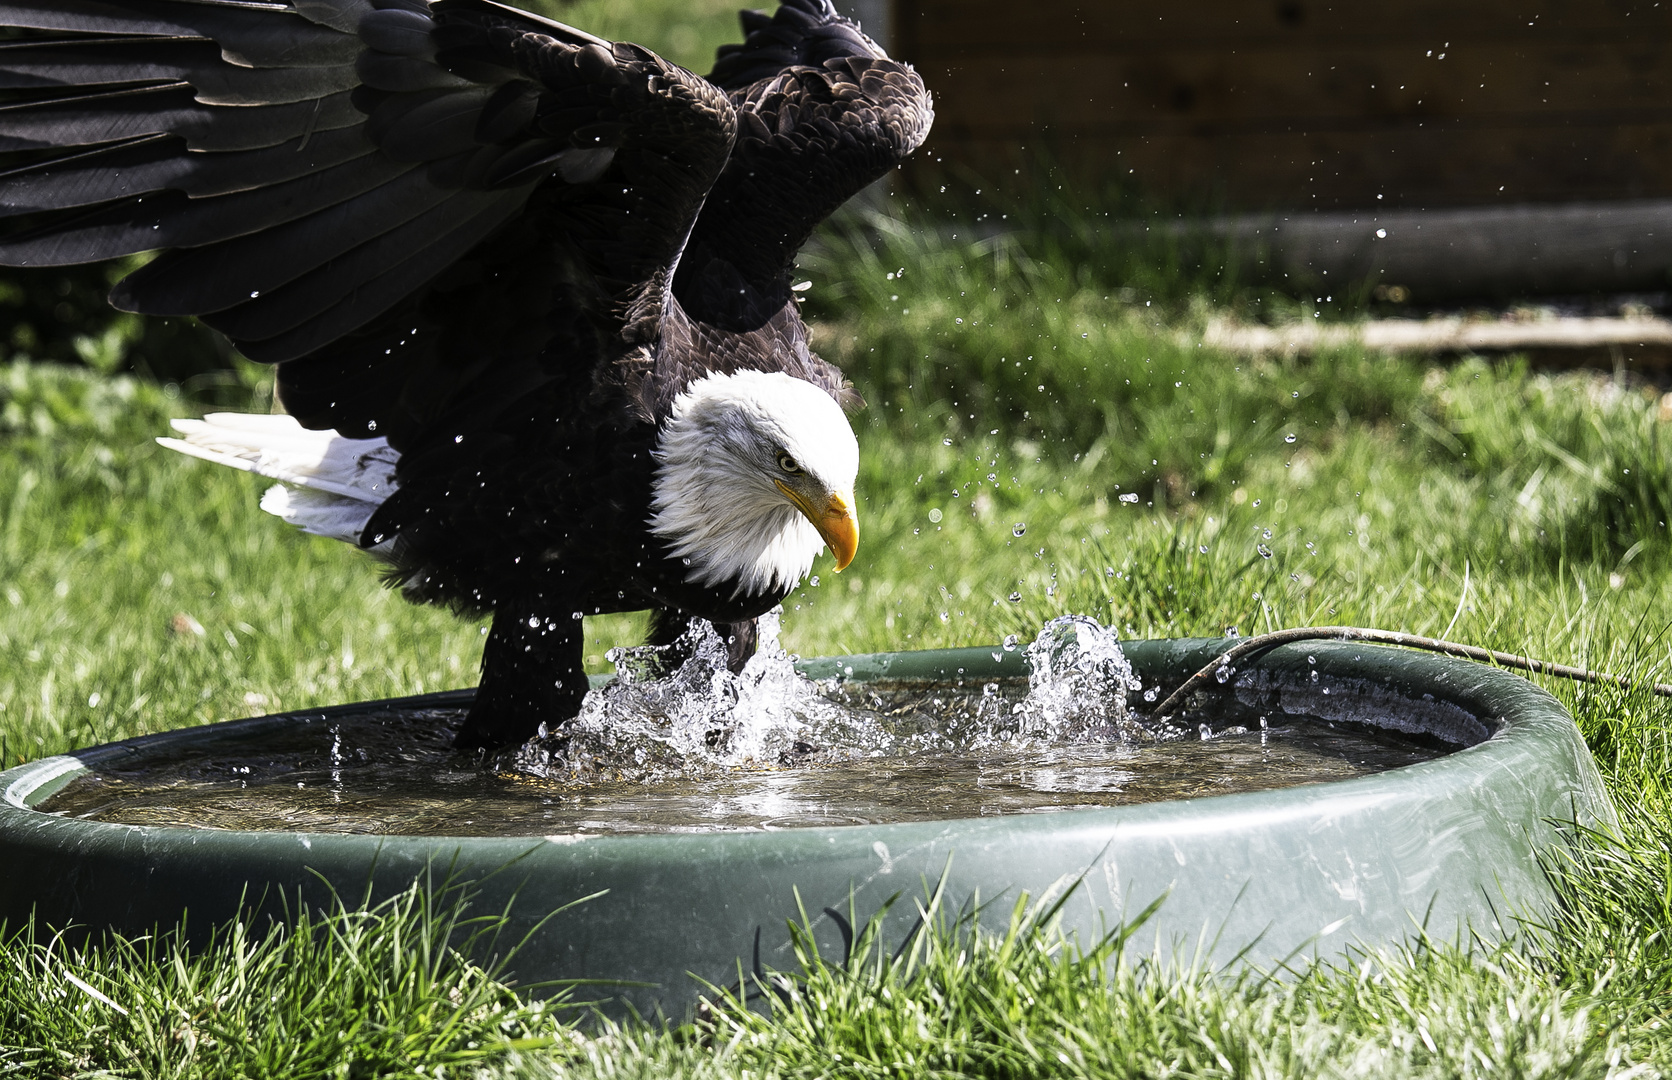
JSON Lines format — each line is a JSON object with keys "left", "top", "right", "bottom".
{"left": 648, "top": 369, "right": 859, "bottom": 598}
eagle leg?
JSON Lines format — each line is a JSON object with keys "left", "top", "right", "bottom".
{"left": 455, "top": 603, "right": 588, "bottom": 752}
{"left": 647, "top": 608, "right": 758, "bottom": 675}
{"left": 722, "top": 619, "right": 758, "bottom": 674}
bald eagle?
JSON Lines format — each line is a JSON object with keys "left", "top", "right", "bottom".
{"left": 0, "top": 0, "right": 932, "bottom": 749}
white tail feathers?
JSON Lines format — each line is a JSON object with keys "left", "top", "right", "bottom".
{"left": 257, "top": 484, "right": 386, "bottom": 547}
{"left": 158, "top": 413, "right": 399, "bottom": 548}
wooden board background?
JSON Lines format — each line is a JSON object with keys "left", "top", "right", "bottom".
{"left": 893, "top": 0, "right": 1672, "bottom": 209}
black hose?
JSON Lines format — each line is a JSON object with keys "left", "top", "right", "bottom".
{"left": 1145, "top": 625, "right": 1672, "bottom": 722}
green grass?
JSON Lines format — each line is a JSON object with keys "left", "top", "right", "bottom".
{"left": 0, "top": 880, "right": 573, "bottom": 1077}
{"left": 8, "top": 202, "right": 1672, "bottom": 1074}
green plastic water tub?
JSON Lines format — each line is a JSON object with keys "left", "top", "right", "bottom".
{"left": 0, "top": 638, "right": 1613, "bottom": 1016}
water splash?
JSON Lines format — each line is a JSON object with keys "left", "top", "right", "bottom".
{"left": 514, "top": 611, "right": 889, "bottom": 781}
{"left": 512, "top": 612, "right": 1165, "bottom": 782}
{"left": 1006, "top": 615, "right": 1147, "bottom": 744}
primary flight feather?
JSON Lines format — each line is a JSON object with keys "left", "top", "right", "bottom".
{"left": 0, "top": 0, "right": 932, "bottom": 749}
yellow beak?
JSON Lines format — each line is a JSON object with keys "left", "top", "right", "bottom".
{"left": 776, "top": 481, "right": 860, "bottom": 571}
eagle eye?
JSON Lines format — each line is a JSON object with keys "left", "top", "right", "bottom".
{"left": 777, "top": 452, "right": 802, "bottom": 474}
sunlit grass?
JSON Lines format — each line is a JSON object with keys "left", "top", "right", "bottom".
{"left": 0, "top": 881, "right": 571, "bottom": 1078}
{"left": 674, "top": 889, "right": 1627, "bottom": 1080}
{"left": 0, "top": 859, "right": 1648, "bottom": 1077}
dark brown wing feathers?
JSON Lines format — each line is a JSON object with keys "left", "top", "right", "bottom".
{"left": 673, "top": 0, "right": 931, "bottom": 330}
{"left": 0, "top": 0, "right": 927, "bottom": 445}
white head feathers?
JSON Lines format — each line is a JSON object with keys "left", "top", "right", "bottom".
{"left": 648, "top": 369, "right": 859, "bottom": 598}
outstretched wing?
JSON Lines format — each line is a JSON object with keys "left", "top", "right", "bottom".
{"left": 670, "top": 0, "right": 931, "bottom": 332}
{"left": 0, "top": 0, "right": 736, "bottom": 447}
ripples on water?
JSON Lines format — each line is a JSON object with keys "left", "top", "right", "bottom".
{"left": 39, "top": 615, "right": 1443, "bottom": 835}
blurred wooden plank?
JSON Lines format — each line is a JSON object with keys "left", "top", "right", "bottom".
{"left": 912, "top": 46, "right": 1672, "bottom": 130}
{"left": 1200, "top": 311, "right": 1672, "bottom": 378}
{"left": 901, "top": 0, "right": 1667, "bottom": 51}
{"left": 1202, "top": 316, "right": 1672, "bottom": 355}
{"left": 896, "top": 0, "right": 1672, "bottom": 210}
{"left": 1189, "top": 200, "right": 1672, "bottom": 299}
{"left": 1200, "top": 314, "right": 1672, "bottom": 385}
{"left": 920, "top": 123, "right": 1672, "bottom": 207}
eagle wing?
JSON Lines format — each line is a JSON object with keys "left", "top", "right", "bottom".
{"left": 0, "top": 0, "right": 737, "bottom": 448}
{"left": 671, "top": 0, "right": 932, "bottom": 333}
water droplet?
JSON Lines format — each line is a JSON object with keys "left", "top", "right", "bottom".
{"left": 1310, "top": 669, "right": 1320, "bottom": 683}
{"left": 1292, "top": 391, "right": 1300, "bottom": 398}
{"left": 943, "top": 438, "right": 952, "bottom": 446}
{"left": 810, "top": 576, "right": 819, "bottom": 587}
{"left": 1012, "top": 522, "right": 1026, "bottom": 537}
{"left": 1143, "top": 687, "right": 1158, "bottom": 702}
{"left": 1257, "top": 544, "right": 1273, "bottom": 558}
{"left": 1284, "top": 433, "right": 1297, "bottom": 443}
{"left": 928, "top": 508, "right": 943, "bottom": 523}
{"left": 1214, "top": 664, "right": 1234, "bottom": 684}
{"left": 1118, "top": 492, "right": 1139, "bottom": 504}
{"left": 1008, "top": 591, "right": 1022, "bottom": 603}
{"left": 1002, "top": 634, "right": 1019, "bottom": 651}
{"left": 1199, "top": 545, "right": 1209, "bottom": 554}
{"left": 1225, "top": 626, "right": 1241, "bottom": 638}
{"left": 1252, "top": 499, "right": 1261, "bottom": 507}
{"left": 1262, "top": 528, "right": 1273, "bottom": 540}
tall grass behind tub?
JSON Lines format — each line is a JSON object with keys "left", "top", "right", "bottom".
{"left": 803, "top": 210, "right": 1423, "bottom": 505}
